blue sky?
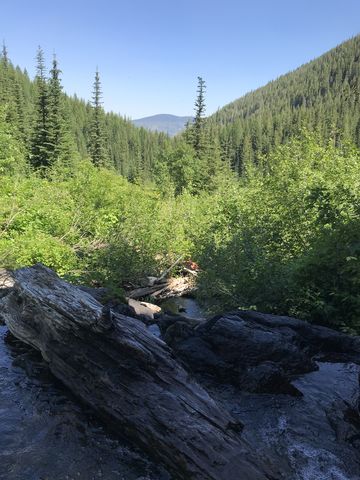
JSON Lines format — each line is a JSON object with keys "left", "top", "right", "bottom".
{"left": 1, "top": 0, "right": 359, "bottom": 118}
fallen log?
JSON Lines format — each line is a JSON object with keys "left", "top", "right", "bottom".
{"left": 157, "top": 255, "right": 184, "bottom": 282}
{"left": 127, "top": 276, "right": 196, "bottom": 300}
{"left": 127, "top": 281, "right": 168, "bottom": 299}
{"left": 0, "top": 264, "right": 271, "bottom": 480}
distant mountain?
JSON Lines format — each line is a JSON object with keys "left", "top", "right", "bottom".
{"left": 133, "top": 114, "right": 193, "bottom": 136}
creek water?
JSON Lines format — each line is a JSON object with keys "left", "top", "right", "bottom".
{"left": 159, "top": 296, "right": 205, "bottom": 318}
{"left": 0, "top": 325, "right": 171, "bottom": 480}
{"left": 210, "top": 361, "right": 360, "bottom": 480}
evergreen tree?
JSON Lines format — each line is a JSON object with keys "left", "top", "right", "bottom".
{"left": 48, "top": 55, "right": 75, "bottom": 166}
{"left": 30, "top": 46, "right": 51, "bottom": 169}
{"left": 0, "top": 43, "right": 14, "bottom": 118}
{"left": 0, "top": 45, "right": 28, "bottom": 152}
{"left": 12, "top": 79, "right": 27, "bottom": 145}
{"left": 192, "top": 76, "right": 207, "bottom": 157}
{"left": 1, "top": 43, "right": 8, "bottom": 66}
{"left": 88, "top": 69, "right": 109, "bottom": 167}
{"left": 48, "top": 55, "right": 62, "bottom": 158}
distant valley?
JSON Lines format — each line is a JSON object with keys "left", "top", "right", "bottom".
{"left": 133, "top": 114, "right": 193, "bottom": 136}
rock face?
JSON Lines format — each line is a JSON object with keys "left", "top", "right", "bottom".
{"left": 0, "top": 264, "right": 270, "bottom": 480}
{"left": 162, "top": 310, "right": 360, "bottom": 396}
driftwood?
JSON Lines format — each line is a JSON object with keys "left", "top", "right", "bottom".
{"left": 0, "top": 264, "right": 270, "bottom": 480}
{"left": 127, "top": 281, "right": 168, "bottom": 299}
{"left": 127, "top": 256, "right": 197, "bottom": 300}
{"left": 157, "top": 255, "right": 184, "bottom": 282}
{"left": 128, "top": 276, "right": 196, "bottom": 300}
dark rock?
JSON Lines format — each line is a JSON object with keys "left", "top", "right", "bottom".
{"left": 165, "top": 310, "right": 360, "bottom": 395}
{"left": 159, "top": 313, "right": 203, "bottom": 336}
{"left": 109, "top": 301, "right": 137, "bottom": 318}
{"left": 0, "top": 269, "right": 14, "bottom": 324}
{"left": 326, "top": 400, "right": 360, "bottom": 449}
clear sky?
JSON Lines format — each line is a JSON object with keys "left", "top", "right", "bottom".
{"left": 1, "top": 0, "right": 359, "bottom": 118}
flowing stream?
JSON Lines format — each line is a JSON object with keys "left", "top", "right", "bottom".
{"left": 208, "top": 362, "right": 360, "bottom": 480}
{"left": 159, "top": 296, "right": 205, "bottom": 318}
{"left": 0, "top": 325, "right": 171, "bottom": 480}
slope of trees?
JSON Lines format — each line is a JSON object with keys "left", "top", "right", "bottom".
{"left": 0, "top": 46, "right": 172, "bottom": 180}
{"left": 208, "top": 35, "right": 360, "bottom": 174}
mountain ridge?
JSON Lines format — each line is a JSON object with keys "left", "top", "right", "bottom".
{"left": 208, "top": 34, "right": 360, "bottom": 173}
{"left": 133, "top": 114, "right": 193, "bottom": 136}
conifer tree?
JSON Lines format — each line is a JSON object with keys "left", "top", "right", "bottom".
{"left": 192, "top": 76, "right": 207, "bottom": 158}
{"left": 184, "top": 76, "right": 226, "bottom": 190}
{"left": 12, "top": 79, "right": 27, "bottom": 144}
{"left": 0, "top": 45, "right": 28, "bottom": 150}
{"left": 88, "top": 69, "right": 109, "bottom": 167}
{"left": 30, "top": 46, "right": 51, "bottom": 169}
{"left": 48, "top": 54, "right": 75, "bottom": 166}
{"left": 48, "top": 55, "right": 62, "bottom": 156}
{"left": 1, "top": 43, "right": 8, "bottom": 66}
{"left": 0, "top": 43, "right": 13, "bottom": 114}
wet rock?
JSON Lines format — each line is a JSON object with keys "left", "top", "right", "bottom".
{"left": 0, "top": 269, "right": 14, "bottom": 324}
{"left": 164, "top": 310, "right": 360, "bottom": 395}
{"left": 127, "top": 298, "right": 161, "bottom": 322}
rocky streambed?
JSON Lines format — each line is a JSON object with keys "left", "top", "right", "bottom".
{"left": 0, "top": 264, "right": 359, "bottom": 480}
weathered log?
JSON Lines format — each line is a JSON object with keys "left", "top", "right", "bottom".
{"left": 151, "top": 276, "right": 197, "bottom": 299}
{"left": 0, "top": 264, "right": 271, "bottom": 480}
{"left": 157, "top": 255, "right": 184, "bottom": 282}
{"left": 127, "top": 282, "right": 168, "bottom": 299}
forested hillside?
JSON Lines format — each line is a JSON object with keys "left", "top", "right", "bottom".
{"left": 209, "top": 35, "right": 360, "bottom": 173}
{"left": 0, "top": 46, "right": 171, "bottom": 180}
{"left": 2, "top": 36, "right": 359, "bottom": 182}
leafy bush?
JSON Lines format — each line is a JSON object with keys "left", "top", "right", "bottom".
{"left": 197, "top": 136, "right": 360, "bottom": 332}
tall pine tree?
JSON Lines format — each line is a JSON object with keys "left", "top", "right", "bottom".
{"left": 48, "top": 55, "right": 62, "bottom": 160}
{"left": 192, "top": 76, "right": 207, "bottom": 157}
{"left": 88, "top": 69, "right": 109, "bottom": 167}
{"left": 0, "top": 43, "right": 10, "bottom": 105}
{"left": 48, "top": 54, "right": 75, "bottom": 166}
{"left": 30, "top": 46, "right": 51, "bottom": 169}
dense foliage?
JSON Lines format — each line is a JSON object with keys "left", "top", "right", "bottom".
{"left": 196, "top": 135, "right": 360, "bottom": 333}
